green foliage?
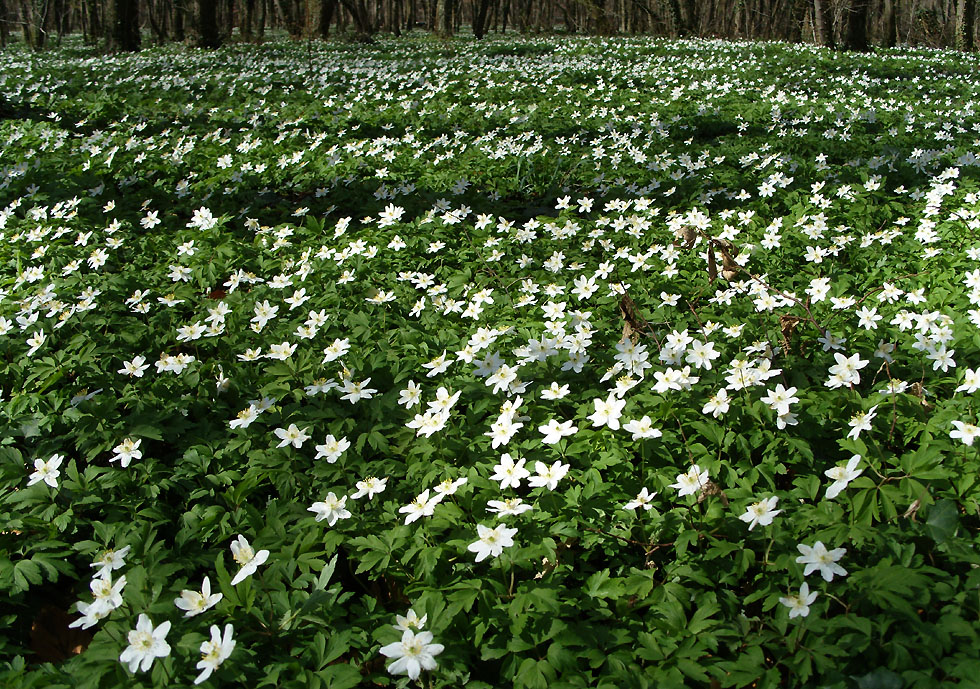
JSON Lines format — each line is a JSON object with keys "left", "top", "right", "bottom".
{"left": 1, "top": 32, "right": 980, "bottom": 689}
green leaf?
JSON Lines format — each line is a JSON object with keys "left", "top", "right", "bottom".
{"left": 214, "top": 552, "right": 240, "bottom": 607}
{"left": 316, "top": 554, "right": 338, "bottom": 590}
{"left": 11, "top": 559, "right": 43, "bottom": 594}
{"left": 677, "top": 658, "right": 709, "bottom": 682}
{"left": 515, "top": 658, "right": 551, "bottom": 689}
{"left": 584, "top": 569, "right": 624, "bottom": 599}
{"left": 322, "top": 630, "right": 352, "bottom": 666}
{"left": 854, "top": 668, "right": 904, "bottom": 689}
{"left": 688, "top": 601, "right": 719, "bottom": 634}
{"left": 130, "top": 425, "right": 164, "bottom": 441}
{"left": 925, "top": 500, "right": 959, "bottom": 544}
{"left": 319, "top": 663, "right": 362, "bottom": 689}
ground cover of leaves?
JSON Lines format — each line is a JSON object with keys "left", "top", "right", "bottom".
{"left": 2, "top": 34, "right": 980, "bottom": 689}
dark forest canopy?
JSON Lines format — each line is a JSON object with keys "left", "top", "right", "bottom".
{"left": 0, "top": 0, "right": 975, "bottom": 52}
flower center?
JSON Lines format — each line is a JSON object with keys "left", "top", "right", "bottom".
{"left": 202, "top": 642, "right": 221, "bottom": 662}
{"left": 131, "top": 631, "right": 153, "bottom": 651}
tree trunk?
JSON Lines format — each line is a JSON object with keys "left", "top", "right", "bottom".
{"left": 146, "top": 0, "right": 168, "bottom": 41}
{"left": 321, "top": 0, "right": 337, "bottom": 35}
{"left": 956, "top": 0, "right": 976, "bottom": 49}
{"left": 197, "top": 0, "right": 221, "bottom": 46}
{"left": 881, "top": 0, "right": 897, "bottom": 46}
{"left": 241, "top": 0, "right": 254, "bottom": 38}
{"left": 304, "top": 0, "right": 335, "bottom": 36}
{"left": 590, "top": 0, "right": 610, "bottom": 33}
{"left": 50, "top": 0, "right": 64, "bottom": 43}
{"left": 339, "top": 0, "right": 372, "bottom": 34}
{"left": 106, "top": 0, "right": 140, "bottom": 50}
{"left": 434, "top": 0, "right": 451, "bottom": 34}
{"left": 679, "top": 0, "right": 694, "bottom": 33}
{"left": 304, "top": 0, "right": 316, "bottom": 34}
{"left": 219, "top": 0, "right": 233, "bottom": 40}
{"left": 662, "top": 0, "right": 682, "bottom": 35}
{"left": 844, "top": 0, "right": 869, "bottom": 49}
{"left": 173, "top": 0, "right": 186, "bottom": 40}
{"left": 473, "top": 0, "right": 491, "bottom": 35}
{"left": 91, "top": 0, "right": 104, "bottom": 39}
{"left": 702, "top": 0, "right": 714, "bottom": 34}
{"left": 273, "top": 0, "right": 299, "bottom": 36}
{"left": 812, "top": 0, "right": 834, "bottom": 46}
{"left": 0, "top": 0, "right": 9, "bottom": 47}
{"left": 785, "top": 0, "right": 808, "bottom": 40}
{"left": 20, "top": 0, "right": 49, "bottom": 49}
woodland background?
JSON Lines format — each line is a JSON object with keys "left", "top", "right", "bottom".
{"left": 1, "top": 0, "right": 976, "bottom": 53}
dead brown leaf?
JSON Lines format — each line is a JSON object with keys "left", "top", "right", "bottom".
{"left": 698, "top": 480, "right": 730, "bottom": 507}
{"left": 908, "top": 383, "right": 934, "bottom": 412}
{"left": 903, "top": 499, "right": 922, "bottom": 521}
{"left": 30, "top": 606, "right": 92, "bottom": 663}
{"left": 678, "top": 225, "right": 697, "bottom": 249}
{"left": 779, "top": 314, "right": 802, "bottom": 355}
{"left": 619, "top": 293, "right": 650, "bottom": 343}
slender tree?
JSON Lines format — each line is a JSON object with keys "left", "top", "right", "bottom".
{"left": 106, "top": 0, "right": 140, "bottom": 50}
{"left": 844, "top": 0, "right": 869, "bottom": 50}
{"left": 241, "top": 0, "right": 255, "bottom": 39}
{"left": 197, "top": 0, "right": 221, "bottom": 46}
{"left": 881, "top": 0, "right": 898, "bottom": 47}
{"left": 661, "top": 0, "right": 682, "bottom": 35}
{"left": 472, "top": 0, "right": 491, "bottom": 36}
{"left": 956, "top": 0, "right": 976, "bottom": 50}
{"left": 173, "top": 0, "right": 186, "bottom": 40}
{"left": 786, "top": 0, "right": 809, "bottom": 41}
{"left": 0, "top": 0, "right": 9, "bottom": 47}
{"left": 812, "top": 0, "right": 834, "bottom": 46}
{"left": 256, "top": 0, "right": 266, "bottom": 40}
{"left": 339, "top": 0, "right": 372, "bottom": 35}
{"left": 434, "top": 0, "right": 451, "bottom": 34}
{"left": 1, "top": 0, "right": 978, "bottom": 50}
{"left": 304, "top": 0, "right": 336, "bottom": 36}
{"left": 19, "top": 0, "right": 50, "bottom": 49}
{"left": 679, "top": 0, "right": 694, "bottom": 33}
{"left": 146, "top": 0, "right": 172, "bottom": 42}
